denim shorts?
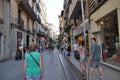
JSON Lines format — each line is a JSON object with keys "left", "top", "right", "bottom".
{"left": 26, "top": 75, "right": 41, "bottom": 80}
{"left": 90, "top": 60, "right": 101, "bottom": 68}
{"left": 79, "top": 57, "right": 85, "bottom": 62}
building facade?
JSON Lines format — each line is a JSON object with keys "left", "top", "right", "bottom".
{"left": 10, "top": 0, "right": 39, "bottom": 59}
{"left": 0, "top": 0, "right": 10, "bottom": 61}
{"left": 89, "top": 0, "right": 120, "bottom": 67}
{"left": 0, "top": 0, "right": 48, "bottom": 61}
{"left": 59, "top": 0, "right": 120, "bottom": 67}
{"left": 60, "top": 0, "right": 89, "bottom": 48}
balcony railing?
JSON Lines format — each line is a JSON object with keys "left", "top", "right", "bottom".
{"left": 89, "top": 0, "right": 106, "bottom": 14}
{"left": 32, "top": 28, "right": 36, "bottom": 34}
{"left": 37, "top": 15, "right": 41, "bottom": 24}
{"left": 36, "top": 3, "right": 41, "bottom": 12}
{"left": 18, "top": 17, "right": 24, "bottom": 29}
{"left": 26, "top": 25, "right": 31, "bottom": 33}
{"left": 18, "top": 0, "right": 37, "bottom": 21}
{"left": 32, "top": 0, "right": 36, "bottom": 2}
{"left": 37, "top": 30, "right": 44, "bottom": 37}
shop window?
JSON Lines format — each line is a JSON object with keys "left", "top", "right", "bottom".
{"left": 100, "top": 10, "right": 120, "bottom": 67}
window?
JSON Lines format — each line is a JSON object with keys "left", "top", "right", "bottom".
{"left": 27, "top": 17, "right": 29, "bottom": 26}
{"left": 18, "top": 9, "right": 21, "bottom": 18}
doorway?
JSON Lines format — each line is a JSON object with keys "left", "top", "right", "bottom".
{"left": 26, "top": 35, "right": 29, "bottom": 47}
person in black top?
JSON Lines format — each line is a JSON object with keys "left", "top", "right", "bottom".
{"left": 67, "top": 43, "right": 71, "bottom": 57}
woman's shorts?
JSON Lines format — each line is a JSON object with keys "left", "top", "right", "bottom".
{"left": 79, "top": 57, "right": 85, "bottom": 62}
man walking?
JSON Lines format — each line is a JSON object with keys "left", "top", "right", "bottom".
{"left": 73, "top": 41, "right": 79, "bottom": 60}
{"left": 89, "top": 38, "right": 104, "bottom": 80}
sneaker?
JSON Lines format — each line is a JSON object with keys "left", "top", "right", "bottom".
{"left": 89, "top": 77, "right": 92, "bottom": 80}
{"left": 98, "top": 77, "right": 104, "bottom": 80}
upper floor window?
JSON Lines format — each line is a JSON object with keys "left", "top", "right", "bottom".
{"left": 27, "top": 17, "right": 29, "bottom": 26}
{"left": 18, "top": 9, "right": 21, "bottom": 18}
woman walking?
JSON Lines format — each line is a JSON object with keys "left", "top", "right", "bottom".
{"left": 24, "top": 43, "right": 44, "bottom": 80}
{"left": 78, "top": 41, "right": 85, "bottom": 77}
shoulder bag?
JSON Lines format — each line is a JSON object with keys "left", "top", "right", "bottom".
{"left": 29, "top": 52, "right": 40, "bottom": 67}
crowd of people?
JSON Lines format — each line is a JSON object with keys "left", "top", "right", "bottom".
{"left": 16, "top": 37, "right": 104, "bottom": 80}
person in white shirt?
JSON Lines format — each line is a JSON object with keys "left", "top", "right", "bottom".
{"left": 73, "top": 42, "right": 79, "bottom": 60}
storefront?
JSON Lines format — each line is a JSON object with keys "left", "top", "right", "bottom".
{"left": 97, "top": 10, "right": 120, "bottom": 67}
{"left": 17, "top": 31, "right": 23, "bottom": 49}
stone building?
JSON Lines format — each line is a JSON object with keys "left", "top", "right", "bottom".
{"left": 60, "top": 0, "right": 89, "bottom": 48}
{"left": 0, "top": 0, "right": 47, "bottom": 61}
{"left": 0, "top": 0, "right": 11, "bottom": 61}
{"left": 59, "top": 0, "right": 120, "bottom": 67}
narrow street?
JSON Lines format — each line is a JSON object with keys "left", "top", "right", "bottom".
{"left": 0, "top": 48, "right": 120, "bottom": 80}
{"left": 0, "top": 49, "right": 67, "bottom": 80}
{"left": 42, "top": 48, "right": 66, "bottom": 80}
{"left": 0, "top": 48, "right": 83, "bottom": 80}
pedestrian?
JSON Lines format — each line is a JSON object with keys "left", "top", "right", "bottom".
{"left": 23, "top": 45, "right": 27, "bottom": 59}
{"left": 73, "top": 41, "right": 79, "bottom": 60}
{"left": 78, "top": 41, "right": 85, "bottom": 77}
{"left": 89, "top": 38, "right": 104, "bottom": 80}
{"left": 61, "top": 44, "right": 64, "bottom": 53}
{"left": 67, "top": 43, "right": 71, "bottom": 57}
{"left": 24, "top": 43, "right": 44, "bottom": 80}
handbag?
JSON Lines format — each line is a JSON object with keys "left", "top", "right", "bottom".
{"left": 29, "top": 52, "right": 40, "bottom": 67}
{"left": 74, "top": 51, "right": 80, "bottom": 60}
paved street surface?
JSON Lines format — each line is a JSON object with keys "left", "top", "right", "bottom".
{"left": 0, "top": 59, "right": 24, "bottom": 80}
{"left": 0, "top": 49, "right": 66, "bottom": 80}
{"left": 42, "top": 49, "right": 66, "bottom": 80}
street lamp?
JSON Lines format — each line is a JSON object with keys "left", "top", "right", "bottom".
{"left": 81, "top": 0, "right": 89, "bottom": 80}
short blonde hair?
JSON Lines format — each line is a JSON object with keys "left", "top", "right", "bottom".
{"left": 29, "top": 43, "right": 36, "bottom": 52}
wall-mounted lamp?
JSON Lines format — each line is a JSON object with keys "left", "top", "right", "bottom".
{"left": 100, "top": 21, "right": 104, "bottom": 25}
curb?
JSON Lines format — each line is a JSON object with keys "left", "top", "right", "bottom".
{"left": 57, "top": 51, "right": 67, "bottom": 80}
{"left": 102, "top": 62, "right": 120, "bottom": 72}
{"left": 67, "top": 56, "right": 120, "bottom": 73}
{"left": 58, "top": 52, "right": 83, "bottom": 80}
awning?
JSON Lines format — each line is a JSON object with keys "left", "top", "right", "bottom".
{"left": 74, "top": 19, "right": 90, "bottom": 37}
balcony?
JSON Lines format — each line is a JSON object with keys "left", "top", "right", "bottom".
{"left": 36, "top": 3, "right": 41, "bottom": 12}
{"left": 69, "top": 0, "right": 83, "bottom": 19}
{"left": 18, "top": 17, "right": 24, "bottom": 29}
{"left": 89, "top": 0, "right": 106, "bottom": 14}
{"left": 64, "top": 0, "right": 72, "bottom": 9}
{"left": 74, "top": 19, "right": 89, "bottom": 37}
{"left": 0, "top": 18, "right": 4, "bottom": 24}
{"left": 37, "top": 15, "right": 41, "bottom": 24}
{"left": 32, "top": 28, "right": 36, "bottom": 34}
{"left": 26, "top": 25, "right": 31, "bottom": 33}
{"left": 37, "top": 30, "right": 44, "bottom": 37}
{"left": 18, "top": 0, "right": 37, "bottom": 21}
{"left": 32, "top": 0, "right": 36, "bottom": 2}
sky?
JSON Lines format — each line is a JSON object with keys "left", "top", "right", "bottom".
{"left": 43, "top": 0, "right": 64, "bottom": 31}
